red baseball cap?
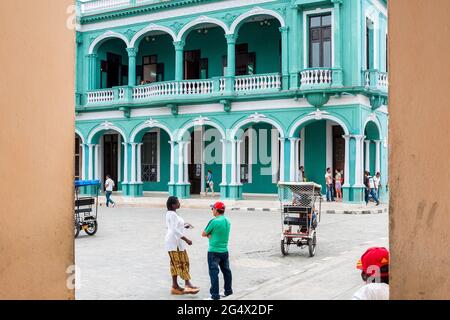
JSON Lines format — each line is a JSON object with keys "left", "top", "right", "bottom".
{"left": 210, "top": 201, "right": 226, "bottom": 211}
{"left": 356, "top": 247, "right": 389, "bottom": 276}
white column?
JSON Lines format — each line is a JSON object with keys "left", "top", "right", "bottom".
{"left": 236, "top": 139, "right": 242, "bottom": 184}
{"left": 177, "top": 141, "right": 185, "bottom": 184}
{"left": 272, "top": 131, "right": 279, "bottom": 183}
{"left": 220, "top": 139, "right": 227, "bottom": 185}
{"left": 184, "top": 141, "right": 190, "bottom": 184}
{"left": 342, "top": 135, "right": 351, "bottom": 187}
{"left": 374, "top": 140, "right": 381, "bottom": 174}
{"left": 365, "top": 140, "right": 371, "bottom": 172}
{"left": 117, "top": 135, "right": 121, "bottom": 182}
{"left": 122, "top": 142, "right": 128, "bottom": 183}
{"left": 94, "top": 144, "right": 100, "bottom": 180}
{"left": 230, "top": 140, "right": 237, "bottom": 185}
{"left": 279, "top": 138, "right": 285, "bottom": 182}
{"left": 300, "top": 128, "right": 305, "bottom": 168}
{"left": 289, "top": 138, "right": 299, "bottom": 182}
{"left": 80, "top": 144, "right": 86, "bottom": 180}
{"left": 88, "top": 144, "right": 94, "bottom": 180}
{"left": 248, "top": 128, "right": 253, "bottom": 183}
{"left": 137, "top": 143, "right": 143, "bottom": 183}
{"left": 354, "top": 135, "right": 365, "bottom": 187}
{"left": 295, "top": 139, "right": 300, "bottom": 181}
{"left": 200, "top": 127, "right": 205, "bottom": 192}
{"left": 326, "top": 121, "right": 333, "bottom": 170}
{"left": 169, "top": 141, "right": 175, "bottom": 184}
{"left": 130, "top": 143, "right": 137, "bottom": 183}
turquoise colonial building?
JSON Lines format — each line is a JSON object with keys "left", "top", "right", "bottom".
{"left": 74, "top": 0, "right": 388, "bottom": 203}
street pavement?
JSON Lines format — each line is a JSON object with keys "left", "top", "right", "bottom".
{"left": 75, "top": 205, "right": 388, "bottom": 300}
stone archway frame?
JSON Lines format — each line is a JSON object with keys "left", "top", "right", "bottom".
{"left": 363, "top": 113, "right": 383, "bottom": 140}
{"left": 176, "top": 116, "right": 226, "bottom": 141}
{"left": 130, "top": 118, "right": 174, "bottom": 143}
{"left": 75, "top": 128, "right": 86, "bottom": 144}
{"left": 176, "top": 16, "right": 230, "bottom": 42}
{"left": 130, "top": 23, "right": 177, "bottom": 48}
{"left": 288, "top": 110, "right": 351, "bottom": 137}
{"left": 228, "top": 7, "right": 286, "bottom": 35}
{"left": 87, "top": 121, "right": 128, "bottom": 144}
{"left": 88, "top": 31, "right": 131, "bottom": 54}
{"left": 229, "top": 112, "right": 286, "bottom": 140}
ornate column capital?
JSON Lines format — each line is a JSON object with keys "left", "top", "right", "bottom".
{"left": 331, "top": 0, "right": 343, "bottom": 6}
{"left": 279, "top": 26, "right": 289, "bottom": 34}
{"left": 225, "top": 33, "right": 237, "bottom": 44}
{"left": 342, "top": 134, "right": 352, "bottom": 141}
{"left": 352, "top": 134, "right": 366, "bottom": 141}
{"left": 126, "top": 47, "right": 138, "bottom": 57}
{"left": 173, "top": 40, "right": 185, "bottom": 51}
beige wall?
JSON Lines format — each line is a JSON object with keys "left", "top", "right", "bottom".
{"left": 389, "top": 0, "right": 450, "bottom": 300}
{"left": 0, "top": 1, "right": 75, "bottom": 299}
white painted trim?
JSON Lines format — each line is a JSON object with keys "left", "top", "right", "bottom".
{"left": 200, "top": 127, "right": 205, "bottom": 192}
{"left": 130, "top": 143, "right": 137, "bottom": 183}
{"left": 363, "top": 113, "right": 383, "bottom": 139}
{"left": 364, "top": 6, "right": 380, "bottom": 70}
{"left": 137, "top": 142, "right": 143, "bottom": 183}
{"left": 176, "top": 16, "right": 229, "bottom": 41}
{"left": 248, "top": 127, "right": 253, "bottom": 184}
{"left": 369, "top": 0, "right": 388, "bottom": 17}
{"left": 76, "top": 111, "right": 125, "bottom": 121}
{"left": 229, "top": 6, "right": 286, "bottom": 35}
{"left": 303, "top": 8, "right": 334, "bottom": 69}
{"left": 177, "top": 118, "right": 225, "bottom": 141}
{"left": 220, "top": 139, "right": 227, "bottom": 185}
{"left": 118, "top": 135, "right": 121, "bottom": 182}
{"left": 365, "top": 140, "right": 371, "bottom": 172}
{"left": 122, "top": 142, "right": 128, "bottom": 183}
{"left": 289, "top": 114, "right": 350, "bottom": 137}
{"left": 342, "top": 134, "right": 351, "bottom": 188}
{"left": 230, "top": 113, "right": 285, "bottom": 139}
{"left": 236, "top": 139, "right": 242, "bottom": 184}
{"left": 130, "top": 119, "right": 173, "bottom": 142}
{"left": 168, "top": 140, "right": 175, "bottom": 184}
{"left": 75, "top": 129, "right": 86, "bottom": 144}
{"left": 277, "top": 137, "right": 284, "bottom": 183}
{"left": 87, "top": 122, "right": 128, "bottom": 143}
{"left": 130, "top": 23, "right": 177, "bottom": 48}
{"left": 88, "top": 30, "right": 131, "bottom": 54}
{"left": 88, "top": 144, "right": 94, "bottom": 180}
{"left": 300, "top": 128, "right": 305, "bottom": 168}
{"left": 79, "top": 0, "right": 276, "bottom": 32}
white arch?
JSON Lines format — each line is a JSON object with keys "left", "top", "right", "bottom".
{"left": 289, "top": 113, "right": 350, "bottom": 137}
{"left": 130, "top": 24, "right": 177, "bottom": 48}
{"left": 130, "top": 119, "right": 174, "bottom": 142}
{"left": 363, "top": 113, "right": 383, "bottom": 138}
{"left": 229, "top": 7, "right": 286, "bottom": 35}
{"left": 88, "top": 31, "right": 130, "bottom": 54}
{"left": 176, "top": 117, "right": 226, "bottom": 141}
{"left": 176, "top": 16, "right": 229, "bottom": 41}
{"left": 230, "top": 113, "right": 286, "bottom": 139}
{"left": 75, "top": 129, "right": 86, "bottom": 144}
{"left": 87, "top": 121, "right": 128, "bottom": 144}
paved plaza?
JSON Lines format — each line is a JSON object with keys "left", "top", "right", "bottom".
{"left": 75, "top": 205, "right": 388, "bottom": 300}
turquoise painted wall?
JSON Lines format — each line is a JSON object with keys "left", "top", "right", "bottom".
{"left": 143, "top": 129, "right": 170, "bottom": 191}
{"left": 304, "top": 121, "right": 327, "bottom": 193}
{"left": 204, "top": 127, "right": 222, "bottom": 190}
{"left": 137, "top": 34, "right": 176, "bottom": 81}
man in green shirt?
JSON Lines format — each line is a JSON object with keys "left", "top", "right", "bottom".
{"left": 202, "top": 201, "right": 232, "bottom": 300}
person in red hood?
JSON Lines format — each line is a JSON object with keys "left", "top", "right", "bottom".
{"left": 353, "top": 247, "right": 389, "bottom": 300}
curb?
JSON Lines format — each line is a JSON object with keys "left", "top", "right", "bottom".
{"left": 230, "top": 207, "right": 388, "bottom": 214}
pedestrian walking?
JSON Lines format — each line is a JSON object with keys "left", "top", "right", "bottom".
{"left": 202, "top": 201, "right": 232, "bottom": 300}
{"left": 373, "top": 172, "right": 381, "bottom": 199}
{"left": 104, "top": 175, "right": 115, "bottom": 208}
{"left": 205, "top": 170, "right": 215, "bottom": 197}
{"left": 364, "top": 171, "right": 380, "bottom": 206}
{"left": 325, "top": 168, "right": 334, "bottom": 202}
{"left": 165, "top": 196, "right": 200, "bottom": 295}
{"left": 353, "top": 247, "right": 389, "bottom": 300}
{"left": 335, "top": 169, "right": 343, "bottom": 202}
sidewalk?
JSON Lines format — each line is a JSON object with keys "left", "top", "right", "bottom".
{"left": 97, "top": 192, "right": 388, "bottom": 215}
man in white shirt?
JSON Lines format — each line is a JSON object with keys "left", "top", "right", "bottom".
{"left": 104, "top": 175, "right": 115, "bottom": 208}
{"left": 353, "top": 247, "right": 389, "bottom": 300}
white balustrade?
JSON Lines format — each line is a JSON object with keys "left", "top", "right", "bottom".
{"left": 365, "top": 71, "right": 371, "bottom": 87}
{"left": 377, "top": 72, "right": 388, "bottom": 88}
{"left": 219, "top": 78, "right": 226, "bottom": 92}
{"left": 118, "top": 87, "right": 125, "bottom": 100}
{"left": 300, "top": 69, "right": 333, "bottom": 86}
{"left": 87, "top": 89, "right": 114, "bottom": 104}
{"left": 133, "top": 80, "right": 214, "bottom": 100}
{"left": 234, "top": 74, "right": 281, "bottom": 92}
{"left": 81, "top": 0, "right": 130, "bottom": 14}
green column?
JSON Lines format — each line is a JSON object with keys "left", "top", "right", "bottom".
{"left": 279, "top": 26, "right": 289, "bottom": 90}
{"left": 173, "top": 40, "right": 185, "bottom": 81}
{"left": 289, "top": 5, "right": 299, "bottom": 90}
{"left": 332, "top": 0, "right": 343, "bottom": 86}
{"left": 126, "top": 47, "right": 137, "bottom": 87}
{"left": 225, "top": 34, "right": 236, "bottom": 94}
{"left": 87, "top": 53, "right": 98, "bottom": 90}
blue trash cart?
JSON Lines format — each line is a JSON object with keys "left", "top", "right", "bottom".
{"left": 74, "top": 180, "right": 100, "bottom": 238}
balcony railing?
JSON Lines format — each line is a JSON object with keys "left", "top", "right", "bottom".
{"left": 78, "top": 0, "right": 171, "bottom": 15}
{"left": 300, "top": 68, "right": 333, "bottom": 89}
{"left": 83, "top": 73, "right": 282, "bottom": 106}
{"left": 364, "top": 70, "right": 389, "bottom": 91}
{"left": 234, "top": 73, "right": 281, "bottom": 93}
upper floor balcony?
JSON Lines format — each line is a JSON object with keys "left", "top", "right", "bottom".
{"left": 76, "top": 1, "right": 388, "bottom": 110}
